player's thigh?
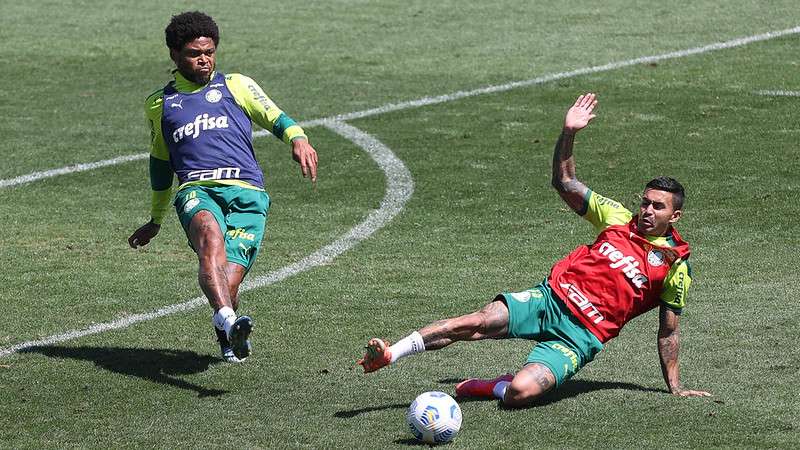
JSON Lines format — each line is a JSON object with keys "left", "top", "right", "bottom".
{"left": 524, "top": 339, "right": 583, "bottom": 388}
{"left": 175, "top": 187, "right": 226, "bottom": 250}
{"left": 470, "top": 298, "right": 510, "bottom": 338}
{"left": 188, "top": 210, "right": 227, "bottom": 252}
{"left": 500, "top": 283, "right": 552, "bottom": 339}
{"left": 221, "top": 188, "right": 270, "bottom": 272}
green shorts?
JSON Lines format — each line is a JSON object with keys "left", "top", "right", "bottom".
{"left": 501, "top": 280, "right": 604, "bottom": 386}
{"left": 174, "top": 185, "right": 270, "bottom": 272}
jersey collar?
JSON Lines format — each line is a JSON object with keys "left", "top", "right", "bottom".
{"left": 172, "top": 70, "right": 217, "bottom": 93}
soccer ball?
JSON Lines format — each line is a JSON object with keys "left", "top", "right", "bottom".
{"left": 406, "top": 391, "right": 462, "bottom": 444}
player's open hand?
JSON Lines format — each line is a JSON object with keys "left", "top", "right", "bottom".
{"left": 128, "top": 221, "right": 161, "bottom": 248}
{"left": 564, "top": 93, "right": 598, "bottom": 134}
{"left": 291, "top": 138, "right": 318, "bottom": 183}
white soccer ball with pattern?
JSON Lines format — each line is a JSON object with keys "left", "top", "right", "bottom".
{"left": 406, "top": 391, "right": 462, "bottom": 444}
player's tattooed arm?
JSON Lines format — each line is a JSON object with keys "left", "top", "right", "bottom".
{"left": 657, "top": 306, "right": 682, "bottom": 392}
{"left": 657, "top": 306, "right": 712, "bottom": 397}
{"left": 551, "top": 130, "right": 589, "bottom": 212}
{"left": 551, "top": 93, "right": 597, "bottom": 214}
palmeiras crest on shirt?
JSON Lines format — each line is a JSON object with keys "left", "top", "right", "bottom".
{"left": 647, "top": 249, "right": 666, "bottom": 267}
{"left": 205, "top": 89, "right": 223, "bottom": 103}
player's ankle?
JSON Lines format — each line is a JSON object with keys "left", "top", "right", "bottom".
{"left": 388, "top": 331, "right": 425, "bottom": 363}
{"left": 213, "top": 306, "right": 236, "bottom": 337}
{"left": 492, "top": 380, "right": 510, "bottom": 400}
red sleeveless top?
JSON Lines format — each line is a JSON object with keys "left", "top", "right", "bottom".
{"left": 549, "top": 218, "right": 690, "bottom": 342}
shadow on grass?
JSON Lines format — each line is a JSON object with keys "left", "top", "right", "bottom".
{"left": 439, "top": 377, "right": 665, "bottom": 407}
{"left": 24, "top": 345, "right": 227, "bottom": 398}
{"left": 334, "top": 402, "right": 408, "bottom": 418}
{"left": 331, "top": 377, "right": 665, "bottom": 419}
{"left": 393, "top": 438, "right": 433, "bottom": 447}
{"left": 519, "top": 379, "right": 664, "bottom": 407}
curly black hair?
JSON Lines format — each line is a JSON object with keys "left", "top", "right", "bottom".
{"left": 165, "top": 11, "right": 219, "bottom": 51}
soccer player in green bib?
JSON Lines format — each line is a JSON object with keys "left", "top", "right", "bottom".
{"left": 128, "top": 11, "right": 318, "bottom": 363}
{"left": 358, "top": 93, "right": 711, "bottom": 406}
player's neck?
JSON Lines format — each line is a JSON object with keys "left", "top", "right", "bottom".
{"left": 173, "top": 69, "right": 215, "bottom": 92}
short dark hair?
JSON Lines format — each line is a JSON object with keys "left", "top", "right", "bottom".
{"left": 645, "top": 176, "right": 685, "bottom": 210}
{"left": 165, "top": 11, "right": 219, "bottom": 51}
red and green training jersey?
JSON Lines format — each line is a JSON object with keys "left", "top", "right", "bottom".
{"left": 548, "top": 191, "right": 693, "bottom": 343}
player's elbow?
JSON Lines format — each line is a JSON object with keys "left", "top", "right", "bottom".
{"left": 551, "top": 176, "right": 565, "bottom": 192}
{"left": 551, "top": 176, "right": 574, "bottom": 193}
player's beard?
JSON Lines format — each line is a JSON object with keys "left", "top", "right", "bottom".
{"left": 177, "top": 60, "right": 214, "bottom": 85}
{"left": 191, "top": 66, "right": 214, "bottom": 85}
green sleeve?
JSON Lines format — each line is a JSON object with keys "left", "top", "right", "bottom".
{"left": 660, "top": 260, "right": 692, "bottom": 311}
{"left": 145, "top": 89, "right": 173, "bottom": 224}
{"left": 149, "top": 156, "right": 173, "bottom": 225}
{"left": 582, "top": 190, "right": 633, "bottom": 234}
{"left": 225, "top": 73, "right": 307, "bottom": 144}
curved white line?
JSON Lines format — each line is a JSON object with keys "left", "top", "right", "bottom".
{"left": 2, "top": 25, "right": 799, "bottom": 189}
{"left": 0, "top": 121, "right": 413, "bottom": 358}
{"left": 0, "top": 153, "right": 149, "bottom": 189}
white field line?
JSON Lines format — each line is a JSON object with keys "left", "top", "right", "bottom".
{"left": 754, "top": 90, "right": 800, "bottom": 97}
{"left": 293, "top": 25, "right": 800, "bottom": 127}
{"left": 0, "top": 121, "right": 413, "bottom": 358}
{"left": 0, "top": 153, "right": 149, "bottom": 189}
{"left": 3, "top": 25, "right": 799, "bottom": 189}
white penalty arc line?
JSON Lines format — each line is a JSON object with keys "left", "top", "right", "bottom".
{"left": 0, "top": 121, "right": 413, "bottom": 358}
{"left": 2, "top": 25, "right": 799, "bottom": 189}
{"left": 0, "top": 153, "right": 149, "bottom": 189}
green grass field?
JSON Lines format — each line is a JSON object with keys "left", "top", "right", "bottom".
{"left": 1, "top": 1, "right": 799, "bottom": 448}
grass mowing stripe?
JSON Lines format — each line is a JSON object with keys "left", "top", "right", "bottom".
{"left": 2, "top": 26, "right": 798, "bottom": 190}
{"left": 0, "top": 121, "right": 412, "bottom": 358}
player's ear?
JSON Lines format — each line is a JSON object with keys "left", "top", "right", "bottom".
{"left": 169, "top": 48, "right": 180, "bottom": 64}
{"left": 669, "top": 208, "right": 682, "bottom": 224}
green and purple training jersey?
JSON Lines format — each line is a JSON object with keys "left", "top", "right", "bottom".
{"left": 144, "top": 70, "right": 306, "bottom": 224}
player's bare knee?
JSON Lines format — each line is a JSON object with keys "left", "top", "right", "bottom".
{"left": 502, "top": 384, "right": 536, "bottom": 408}
{"left": 502, "top": 364, "right": 556, "bottom": 407}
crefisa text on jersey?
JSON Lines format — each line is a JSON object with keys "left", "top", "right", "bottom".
{"left": 172, "top": 113, "right": 230, "bottom": 143}
{"left": 597, "top": 241, "right": 649, "bottom": 288}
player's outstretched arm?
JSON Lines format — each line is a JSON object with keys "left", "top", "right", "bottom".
{"left": 128, "top": 220, "right": 161, "bottom": 248}
{"left": 551, "top": 93, "right": 598, "bottom": 213}
{"left": 291, "top": 137, "right": 318, "bottom": 182}
{"left": 657, "top": 306, "right": 712, "bottom": 397}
